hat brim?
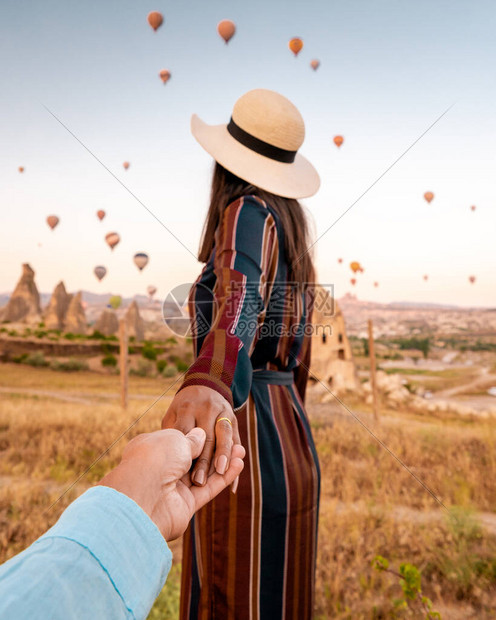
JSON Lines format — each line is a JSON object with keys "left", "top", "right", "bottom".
{"left": 191, "top": 114, "right": 320, "bottom": 199}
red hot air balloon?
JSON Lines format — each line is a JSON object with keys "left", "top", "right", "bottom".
{"left": 18, "top": 166, "right": 24, "bottom": 173}
{"left": 423, "top": 275, "right": 429, "bottom": 281}
{"left": 217, "top": 20, "right": 236, "bottom": 44}
{"left": 333, "top": 135, "right": 344, "bottom": 148}
{"left": 105, "top": 232, "right": 120, "bottom": 251}
{"left": 424, "top": 191, "right": 434, "bottom": 203}
{"left": 46, "top": 215, "right": 59, "bottom": 230}
{"left": 337, "top": 258, "right": 343, "bottom": 264}
{"left": 123, "top": 161, "right": 130, "bottom": 170}
{"left": 289, "top": 37, "right": 303, "bottom": 56}
{"left": 350, "top": 278, "right": 357, "bottom": 286}
{"left": 159, "top": 69, "right": 171, "bottom": 84}
{"left": 469, "top": 275, "right": 476, "bottom": 284}
{"left": 374, "top": 282, "right": 379, "bottom": 287}
{"left": 147, "top": 285, "right": 157, "bottom": 299}
{"left": 470, "top": 205, "right": 476, "bottom": 212}
{"left": 147, "top": 11, "right": 163, "bottom": 31}
{"left": 97, "top": 210, "right": 105, "bottom": 221}
{"left": 310, "top": 59, "right": 320, "bottom": 71}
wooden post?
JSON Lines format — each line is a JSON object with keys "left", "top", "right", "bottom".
{"left": 368, "top": 319, "right": 380, "bottom": 422}
{"left": 119, "top": 318, "right": 128, "bottom": 409}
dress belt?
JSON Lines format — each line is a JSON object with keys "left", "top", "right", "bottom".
{"left": 251, "top": 370, "right": 294, "bottom": 385}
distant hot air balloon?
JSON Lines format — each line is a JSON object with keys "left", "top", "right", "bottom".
{"left": 359, "top": 267, "right": 365, "bottom": 274}
{"left": 109, "top": 295, "right": 122, "bottom": 310}
{"left": 46, "top": 215, "right": 59, "bottom": 230}
{"left": 424, "top": 191, "right": 434, "bottom": 203}
{"left": 310, "top": 59, "right": 320, "bottom": 71}
{"left": 105, "top": 232, "right": 120, "bottom": 251}
{"left": 338, "top": 258, "right": 343, "bottom": 264}
{"left": 350, "top": 278, "right": 356, "bottom": 286}
{"left": 423, "top": 275, "right": 429, "bottom": 281}
{"left": 470, "top": 205, "right": 476, "bottom": 212}
{"left": 469, "top": 276, "right": 476, "bottom": 284}
{"left": 350, "top": 261, "right": 361, "bottom": 274}
{"left": 289, "top": 37, "right": 303, "bottom": 56}
{"left": 159, "top": 69, "right": 171, "bottom": 84}
{"left": 94, "top": 266, "right": 107, "bottom": 282}
{"left": 374, "top": 282, "right": 379, "bottom": 287}
{"left": 18, "top": 166, "right": 24, "bottom": 173}
{"left": 97, "top": 210, "right": 105, "bottom": 221}
{"left": 147, "top": 11, "right": 163, "bottom": 31}
{"left": 123, "top": 161, "right": 130, "bottom": 170}
{"left": 333, "top": 135, "right": 344, "bottom": 148}
{"left": 147, "top": 285, "right": 157, "bottom": 299}
{"left": 134, "top": 252, "right": 149, "bottom": 271}
{"left": 217, "top": 19, "right": 236, "bottom": 44}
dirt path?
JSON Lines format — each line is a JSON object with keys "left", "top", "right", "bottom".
{"left": 0, "top": 386, "right": 171, "bottom": 405}
{"left": 434, "top": 367, "right": 496, "bottom": 399}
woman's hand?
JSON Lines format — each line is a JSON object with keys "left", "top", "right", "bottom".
{"left": 161, "top": 385, "right": 242, "bottom": 487}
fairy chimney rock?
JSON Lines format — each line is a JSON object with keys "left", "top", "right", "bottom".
{"left": 44, "top": 281, "right": 72, "bottom": 330}
{"left": 3, "top": 263, "right": 41, "bottom": 323}
{"left": 125, "top": 300, "right": 145, "bottom": 341}
{"left": 94, "top": 309, "right": 119, "bottom": 337}
{"left": 64, "top": 291, "right": 87, "bottom": 335}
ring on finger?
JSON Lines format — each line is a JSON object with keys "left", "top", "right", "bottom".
{"left": 216, "top": 417, "right": 232, "bottom": 427}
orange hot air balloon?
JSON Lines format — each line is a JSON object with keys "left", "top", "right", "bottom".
{"left": 423, "top": 275, "right": 429, "bottom": 281}
{"left": 105, "top": 232, "right": 120, "bottom": 251}
{"left": 289, "top": 37, "right": 303, "bottom": 56}
{"left": 310, "top": 59, "right": 320, "bottom": 71}
{"left": 350, "top": 261, "right": 361, "bottom": 274}
{"left": 97, "top": 210, "right": 105, "bottom": 221}
{"left": 123, "top": 161, "right": 130, "bottom": 170}
{"left": 333, "top": 135, "right": 344, "bottom": 148}
{"left": 46, "top": 215, "right": 59, "bottom": 230}
{"left": 470, "top": 205, "right": 476, "bottom": 212}
{"left": 147, "top": 11, "right": 163, "bottom": 31}
{"left": 350, "top": 278, "right": 356, "bottom": 286}
{"left": 337, "top": 258, "right": 343, "bottom": 264}
{"left": 18, "top": 166, "right": 24, "bottom": 173}
{"left": 374, "top": 282, "right": 379, "bottom": 287}
{"left": 217, "top": 20, "right": 236, "bottom": 44}
{"left": 424, "top": 191, "right": 434, "bottom": 203}
{"left": 159, "top": 69, "right": 171, "bottom": 84}
{"left": 469, "top": 275, "right": 476, "bottom": 284}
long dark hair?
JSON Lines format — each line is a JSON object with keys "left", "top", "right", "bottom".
{"left": 198, "top": 163, "right": 315, "bottom": 284}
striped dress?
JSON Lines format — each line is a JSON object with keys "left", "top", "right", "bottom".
{"left": 177, "top": 194, "right": 321, "bottom": 619}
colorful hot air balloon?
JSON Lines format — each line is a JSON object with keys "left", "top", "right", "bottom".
{"left": 105, "top": 232, "right": 120, "bottom": 251}
{"left": 18, "top": 166, "right": 24, "bottom": 173}
{"left": 333, "top": 135, "right": 344, "bottom": 148}
{"left": 217, "top": 19, "right": 236, "bottom": 44}
{"left": 310, "top": 59, "right": 320, "bottom": 71}
{"left": 350, "top": 278, "right": 356, "bottom": 286}
{"left": 123, "top": 161, "right": 130, "bottom": 170}
{"left": 94, "top": 266, "right": 107, "bottom": 282}
{"left": 147, "top": 11, "right": 163, "bottom": 31}
{"left": 147, "top": 285, "right": 157, "bottom": 299}
{"left": 133, "top": 252, "right": 149, "bottom": 271}
{"left": 97, "top": 210, "right": 105, "bottom": 221}
{"left": 159, "top": 69, "right": 171, "bottom": 84}
{"left": 350, "top": 261, "right": 361, "bottom": 274}
{"left": 470, "top": 205, "right": 476, "bottom": 212}
{"left": 109, "top": 295, "right": 122, "bottom": 310}
{"left": 469, "top": 276, "right": 476, "bottom": 284}
{"left": 423, "top": 275, "right": 429, "bottom": 281}
{"left": 289, "top": 37, "right": 303, "bottom": 56}
{"left": 337, "top": 258, "right": 343, "bottom": 264}
{"left": 46, "top": 215, "right": 59, "bottom": 230}
{"left": 424, "top": 191, "right": 434, "bottom": 203}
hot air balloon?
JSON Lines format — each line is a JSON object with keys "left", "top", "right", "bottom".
{"left": 350, "top": 278, "right": 356, "bottom": 286}
{"left": 469, "top": 276, "right": 476, "bottom": 284}
{"left": 289, "top": 37, "right": 303, "bottom": 56}
{"left": 159, "top": 69, "right": 171, "bottom": 84}
{"left": 94, "top": 266, "right": 107, "bottom": 282}
{"left": 424, "top": 191, "right": 434, "bottom": 203}
{"left": 374, "top": 282, "right": 379, "bottom": 287}
{"left": 310, "top": 59, "right": 320, "bottom": 71}
{"left": 147, "top": 11, "right": 163, "bottom": 31}
{"left": 18, "top": 166, "right": 24, "bottom": 173}
{"left": 470, "top": 205, "right": 476, "bottom": 212}
{"left": 333, "top": 135, "right": 344, "bottom": 148}
{"left": 105, "top": 232, "right": 120, "bottom": 251}
{"left": 46, "top": 215, "right": 59, "bottom": 230}
{"left": 147, "top": 285, "right": 157, "bottom": 299}
{"left": 97, "top": 210, "right": 105, "bottom": 221}
{"left": 134, "top": 252, "right": 149, "bottom": 271}
{"left": 217, "top": 20, "right": 236, "bottom": 44}
{"left": 350, "top": 261, "right": 361, "bottom": 274}
{"left": 338, "top": 258, "right": 343, "bottom": 264}
{"left": 109, "top": 295, "right": 122, "bottom": 310}
{"left": 123, "top": 161, "right": 130, "bottom": 170}
{"left": 423, "top": 275, "right": 429, "bottom": 281}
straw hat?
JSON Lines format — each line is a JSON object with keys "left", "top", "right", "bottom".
{"left": 191, "top": 89, "right": 320, "bottom": 199}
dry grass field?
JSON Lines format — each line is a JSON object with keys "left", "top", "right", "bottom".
{"left": 1, "top": 363, "right": 496, "bottom": 618}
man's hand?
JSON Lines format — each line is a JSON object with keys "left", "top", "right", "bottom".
{"left": 98, "top": 428, "right": 244, "bottom": 541}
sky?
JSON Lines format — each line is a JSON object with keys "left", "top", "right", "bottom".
{"left": 1, "top": 0, "right": 495, "bottom": 307}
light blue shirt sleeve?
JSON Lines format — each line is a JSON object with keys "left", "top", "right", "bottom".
{"left": 0, "top": 486, "right": 172, "bottom": 620}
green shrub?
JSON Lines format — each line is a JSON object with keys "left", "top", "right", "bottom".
{"left": 38, "top": 322, "right": 45, "bottom": 328}
{"left": 101, "top": 354, "right": 118, "bottom": 368}
{"left": 89, "top": 330, "right": 106, "bottom": 340}
{"left": 7, "top": 330, "right": 18, "bottom": 337}
{"left": 156, "top": 359, "right": 168, "bottom": 374}
{"left": 64, "top": 332, "right": 77, "bottom": 341}
{"left": 12, "top": 353, "right": 28, "bottom": 364}
{"left": 130, "top": 360, "right": 154, "bottom": 377}
{"left": 162, "top": 364, "right": 177, "bottom": 378}
{"left": 34, "top": 330, "right": 48, "bottom": 339}
{"left": 51, "top": 358, "right": 89, "bottom": 372}
{"left": 23, "top": 352, "right": 49, "bottom": 367}
{"left": 166, "top": 337, "right": 178, "bottom": 345}
{"left": 176, "top": 360, "right": 189, "bottom": 372}
{"left": 142, "top": 342, "right": 158, "bottom": 361}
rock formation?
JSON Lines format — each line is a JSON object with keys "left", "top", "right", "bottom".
{"left": 94, "top": 309, "right": 119, "bottom": 337}
{"left": 2, "top": 264, "right": 41, "bottom": 323}
{"left": 44, "top": 281, "right": 72, "bottom": 330}
{"left": 64, "top": 292, "right": 87, "bottom": 335}
{"left": 125, "top": 300, "right": 145, "bottom": 341}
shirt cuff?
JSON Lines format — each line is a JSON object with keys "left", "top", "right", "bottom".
{"left": 38, "top": 486, "right": 172, "bottom": 619}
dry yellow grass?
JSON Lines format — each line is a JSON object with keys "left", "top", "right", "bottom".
{"left": 1, "top": 364, "right": 495, "bottom": 618}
